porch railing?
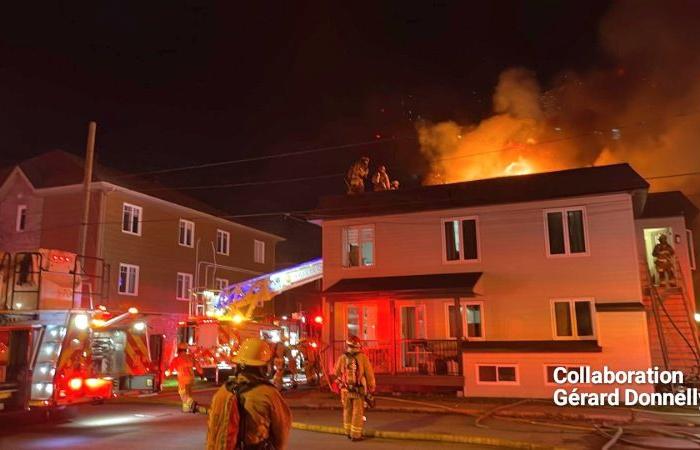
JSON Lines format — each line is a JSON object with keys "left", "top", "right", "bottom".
{"left": 332, "top": 339, "right": 462, "bottom": 376}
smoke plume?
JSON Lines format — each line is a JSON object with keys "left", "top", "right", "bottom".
{"left": 419, "top": 0, "right": 700, "bottom": 198}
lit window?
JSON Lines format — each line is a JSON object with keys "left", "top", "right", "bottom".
{"left": 178, "top": 219, "right": 194, "bottom": 247}
{"left": 216, "top": 229, "right": 230, "bottom": 255}
{"left": 176, "top": 273, "right": 193, "bottom": 300}
{"left": 544, "top": 207, "right": 588, "bottom": 256}
{"left": 215, "top": 278, "right": 228, "bottom": 291}
{"left": 118, "top": 264, "right": 139, "bottom": 296}
{"left": 443, "top": 217, "right": 479, "bottom": 262}
{"left": 16, "top": 205, "right": 27, "bottom": 232}
{"left": 477, "top": 365, "right": 518, "bottom": 384}
{"left": 122, "top": 203, "right": 142, "bottom": 235}
{"left": 552, "top": 299, "right": 594, "bottom": 339}
{"left": 254, "top": 240, "right": 265, "bottom": 264}
{"left": 342, "top": 225, "right": 374, "bottom": 267}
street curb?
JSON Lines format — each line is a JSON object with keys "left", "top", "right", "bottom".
{"left": 292, "top": 422, "right": 568, "bottom": 450}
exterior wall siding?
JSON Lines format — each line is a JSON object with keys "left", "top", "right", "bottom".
{"left": 0, "top": 171, "right": 43, "bottom": 253}
{"left": 100, "top": 189, "right": 278, "bottom": 314}
{"left": 323, "top": 193, "right": 644, "bottom": 342}
{"left": 462, "top": 311, "right": 653, "bottom": 398}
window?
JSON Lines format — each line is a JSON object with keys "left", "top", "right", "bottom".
{"left": 16, "top": 205, "right": 27, "bottom": 232}
{"left": 118, "top": 264, "right": 139, "bottom": 296}
{"left": 544, "top": 207, "right": 588, "bottom": 256}
{"left": 687, "top": 229, "right": 696, "bottom": 271}
{"left": 447, "top": 302, "right": 484, "bottom": 339}
{"left": 552, "top": 299, "right": 595, "bottom": 339}
{"left": 345, "top": 305, "right": 377, "bottom": 340}
{"left": 254, "top": 240, "right": 265, "bottom": 264}
{"left": 342, "top": 225, "right": 374, "bottom": 267}
{"left": 178, "top": 219, "right": 194, "bottom": 247}
{"left": 216, "top": 229, "right": 230, "bottom": 255}
{"left": 545, "top": 365, "right": 583, "bottom": 385}
{"left": 215, "top": 278, "right": 229, "bottom": 291}
{"left": 122, "top": 203, "right": 142, "bottom": 235}
{"left": 477, "top": 365, "right": 518, "bottom": 384}
{"left": 443, "top": 217, "right": 479, "bottom": 262}
{"left": 176, "top": 273, "right": 193, "bottom": 300}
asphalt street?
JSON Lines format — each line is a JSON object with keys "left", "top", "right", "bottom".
{"left": 0, "top": 401, "right": 495, "bottom": 450}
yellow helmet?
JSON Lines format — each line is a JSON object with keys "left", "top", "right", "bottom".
{"left": 234, "top": 338, "right": 272, "bottom": 366}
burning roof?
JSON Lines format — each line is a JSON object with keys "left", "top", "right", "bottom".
{"left": 313, "top": 163, "right": 649, "bottom": 220}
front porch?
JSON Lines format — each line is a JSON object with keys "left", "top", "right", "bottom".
{"left": 324, "top": 272, "right": 482, "bottom": 390}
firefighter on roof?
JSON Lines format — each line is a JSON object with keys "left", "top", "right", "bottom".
{"left": 653, "top": 234, "right": 677, "bottom": 287}
{"left": 333, "top": 335, "right": 376, "bottom": 441}
{"left": 207, "top": 338, "right": 291, "bottom": 450}
{"left": 346, "top": 157, "right": 370, "bottom": 194}
{"left": 168, "top": 342, "right": 204, "bottom": 412}
{"left": 371, "top": 165, "right": 391, "bottom": 191}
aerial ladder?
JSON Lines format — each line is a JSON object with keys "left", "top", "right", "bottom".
{"left": 208, "top": 258, "right": 323, "bottom": 320}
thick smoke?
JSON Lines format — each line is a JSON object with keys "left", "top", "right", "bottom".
{"left": 419, "top": 0, "right": 700, "bottom": 198}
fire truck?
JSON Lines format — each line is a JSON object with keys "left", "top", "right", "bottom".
{"left": 179, "top": 258, "right": 323, "bottom": 381}
{"left": 0, "top": 249, "right": 162, "bottom": 414}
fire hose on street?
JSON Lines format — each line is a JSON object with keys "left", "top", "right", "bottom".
{"left": 112, "top": 394, "right": 700, "bottom": 449}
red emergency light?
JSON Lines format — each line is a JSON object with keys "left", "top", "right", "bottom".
{"left": 314, "top": 315, "right": 323, "bottom": 325}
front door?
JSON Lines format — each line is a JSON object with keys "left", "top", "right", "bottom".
{"left": 399, "top": 304, "right": 426, "bottom": 372}
{"left": 643, "top": 227, "right": 674, "bottom": 285}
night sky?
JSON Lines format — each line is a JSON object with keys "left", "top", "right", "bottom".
{"left": 0, "top": 1, "right": 612, "bottom": 218}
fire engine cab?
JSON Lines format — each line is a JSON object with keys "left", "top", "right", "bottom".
{"left": 178, "top": 258, "right": 323, "bottom": 382}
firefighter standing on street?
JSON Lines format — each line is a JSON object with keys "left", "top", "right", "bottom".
{"left": 207, "top": 338, "right": 291, "bottom": 450}
{"left": 168, "top": 343, "right": 203, "bottom": 412}
{"left": 334, "top": 335, "right": 376, "bottom": 441}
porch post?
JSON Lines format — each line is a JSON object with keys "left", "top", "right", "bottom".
{"left": 454, "top": 296, "right": 464, "bottom": 375}
{"left": 389, "top": 299, "right": 396, "bottom": 375}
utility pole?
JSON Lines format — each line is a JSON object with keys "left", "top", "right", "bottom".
{"left": 78, "top": 121, "right": 97, "bottom": 258}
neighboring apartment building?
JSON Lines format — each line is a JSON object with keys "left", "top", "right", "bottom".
{"left": 0, "top": 150, "right": 283, "bottom": 316}
{"left": 315, "top": 164, "right": 699, "bottom": 397}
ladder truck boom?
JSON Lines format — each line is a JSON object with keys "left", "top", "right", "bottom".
{"left": 213, "top": 258, "right": 323, "bottom": 318}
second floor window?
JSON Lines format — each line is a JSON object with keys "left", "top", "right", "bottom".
{"left": 176, "top": 272, "right": 193, "bottom": 300}
{"left": 178, "top": 219, "right": 194, "bottom": 247}
{"left": 216, "top": 229, "right": 230, "bottom": 255}
{"left": 545, "top": 207, "right": 588, "bottom": 256}
{"left": 254, "top": 240, "right": 265, "bottom": 263}
{"left": 118, "top": 263, "right": 139, "bottom": 296}
{"left": 342, "top": 225, "right": 374, "bottom": 267}
{"left": 443, "top": 217, "right": 479, "bottom": 262}
{"left": 16, "top": 205, "right": 27, "bottom": 232}
{"left": 552, "top": 299, "right": 595, "bottom": 339}
{"left": 122, "top": 203, "right": 142, "bottom": 235}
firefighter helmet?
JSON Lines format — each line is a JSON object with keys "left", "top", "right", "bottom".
{"left": 346, "top": 335, "right": 362, "bottom": 349}
{"left": 234, "top": 338, "right": 272, "bottom": 366}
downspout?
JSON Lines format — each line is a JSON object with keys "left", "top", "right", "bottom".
{"left": 192, "top": 237, "right": 200, "bottom": 317}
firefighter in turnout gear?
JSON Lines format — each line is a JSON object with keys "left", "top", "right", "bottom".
{"left": 346, "top": 157, "right": 370, "bottom": 194}
{"left": 272, "top": 343, "right": 286, "bottom": 390}
{"left": 206, "top": 338, "right": 291, "bottom": 450}
{"left": 653, "top": 234, "right": 677, "bottom": 287}
{"left": 168, "top": 343, "right": 203, "bottom": 412}
{"left": 334, "top": 335, "right": 376, "bottom": 441}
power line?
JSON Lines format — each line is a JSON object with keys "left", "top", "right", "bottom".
{"left": 138, "top": 172, "right": 345, "bottom": 192}
{"left": 117, "top": 137, "right": 403, "bottom": 179}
